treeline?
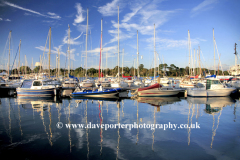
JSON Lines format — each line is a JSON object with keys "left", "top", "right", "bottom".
{"left": 1, "top": 63, "right": 229, "bottom": 77}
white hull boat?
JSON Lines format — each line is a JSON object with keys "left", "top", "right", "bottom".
{"left": 187, "top": 79, "right": 236, "bottom": 97}
{"left": 132, "top": 80, "right": 144, "bottom": 88}
{"left": 160, "top": 77, "right": 170, "bottom": 84}
{"left": 137, "top": 83, "right": 181, "bottom": 97}
{"left": 180, "top": 81, "right": 196, "bottom": 88}
{"left": 111, "top": 81, "right": 128, "bottom": 88}
{"left": 79, "top": 79, "right": 95, "bottom": 87}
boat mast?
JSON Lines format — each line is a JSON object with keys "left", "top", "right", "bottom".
{"left": 199, "top": 46, "right": 201, "bottom": 77}
{"left": 40, "top": 55, "right": 42, "bottom": 74}
{"left": 118, "top": 6, "right": 120, "bottom": 81}
{"left": 213, "top": 28, "right": 215, "bottom": 75}
{"left": 55, "top": 55, "right": 57, "bottom": 77}
{"left": 58, "top": 48, "right": 60, "bottom": 77}
{"left": 137, "top": 30, "right": 139, "bottom": 78}
{"left": 134, "top": 58, "right": 135, "bottom": 77}
{"left": 234, "top": 43, "right": 237, "bottom": 66}
{"left": 25, "top": 55, "right": 27, "bottom": 77}
{"left": 154, "top": 24, "right": 156, "bottom": 82}
{"left": 101, "top": 18, "right": 103, "bottom": 77}
{"left": 18, "top": 39, "right": 21, "bottom": 76}
{"left": 32, "top": 57, "right": 33, "bottom": 74}
{"left": 85, "top": 8, "right": 89, "bottom": 78}
{"left": 193, "top": 49, "right": 195, "bottom": 76}
{"left": 8, "top": 31, "right": 12, "bottom": 76}
{"left": 49, "top": 27, "right": 51, "bottom": 78}
{"left": 188, "top": 30, "right": 191, "bottom": 76}
{"left": 122, "top": 48, "right": 124, "bottom": 77}
{"left": 158, "top": 55, "right": 159, "bottom": 76}
{"left": 106, "top": 49, "right": 108, "bottom": 76}
{"left": 68, "top": 25, "right": 70, "bottom": 78}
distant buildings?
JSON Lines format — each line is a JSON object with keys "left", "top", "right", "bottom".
{"left": 229, "top": 65, "right": 240, "bottom": 76}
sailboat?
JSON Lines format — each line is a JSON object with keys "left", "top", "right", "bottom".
{"left": 62, "top": 25, "right": 79, "bottom": 88}
{"left": 135, "top": 25, "right": 184, "bottom": 97}
{"left": 179, "top": 30, "right": 196, "bottom": 88}
{"left": 132, "top": 30, "right": 144, "bottom": 88}
{"left": 95, "top": 19, "right": 111, "bottom": 87}
{"left": 17, "top": 28, "right": 58, "bottom": 97}
{"left": 110, "top": 6, "right": 128, "bottom": 88}
{"left": 0, "top": 31, "right": 23, "bottom": 96}
{"left": 79, "top": 9, "right": 95, "bottom": 88}
{"left": 136, "top": 83, "right": 182, "bottom": 97}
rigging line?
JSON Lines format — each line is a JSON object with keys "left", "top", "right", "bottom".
{"left": 1, "top": 34, "right": 9, "bottom": 57}
{"left": 42, "top": 30, "right": 49, "bottom": 70}
{"left": 214, "top": 40, "right": 224, "bottom": 75}
{"left": 10, "top": 33, "right": 14, "bottom": 69}
{"left": 1, "top": 35, "right": 10, "bottom": 70}
{"left": 201, "top": 51, "right": 210, "bottom": 73}
{"left": 64, "top": 48, "right": 68, "bottom": 77}
{"left": 51, "top": 34, "right": 56, "bottom": 70}
{"left": 9, "top": 46, "right": 19, "bottom": 76}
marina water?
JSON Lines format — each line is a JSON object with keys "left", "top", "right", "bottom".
{"left": 0, "top": 95, "right": 239, "bottom": 159}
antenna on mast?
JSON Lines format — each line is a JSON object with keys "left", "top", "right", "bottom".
{"left": 234, "top": 43, "right": 238, "bottom": 66}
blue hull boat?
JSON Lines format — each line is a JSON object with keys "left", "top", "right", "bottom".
{"left": 71, "top": 88, "right": 121, "bottom": 98}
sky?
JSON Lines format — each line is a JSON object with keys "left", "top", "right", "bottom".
{"left": 0, "top": 0, "right": 240, "bottom": 72}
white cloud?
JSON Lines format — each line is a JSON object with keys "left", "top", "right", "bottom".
{"left": 35, "top": 46, "right": 76, "bottom": 61}
{"left": 98, "top": 0, "right": 119, "bottom": 16}
{"left": 122, "top": 5, "right": 142, "bottom": 23}
{"left": 62, "top": 32, "right": 83, "bottom": 45}
{"left": 73, "top": 3, "right": 85, "bottom": 26}
{"left": 47, "top": 12, "right": 61, "bottom": 19}
{"left": 104, "top": 0, "right": 179, "bottom": 47}
{"left": 5, "top": 19, "right": 11, "bottom": 21}
{"left": 42, "top": 20, "right": 54, "bottom": 23}
{"left": 0, "top": 18, "right": 2, "bottom": 21}
{"left": 73, "top": 32, "right": 83, "bottom": 41}
{"left": 146, "top": 37, "right": 206, "bottom": 50}
{"left": 81, "top": 46, "right": 118, "bottom": 58}
{"left": 191, "top": 0, "right": 218, "bottom": 17}
{"left": 53, "top": 45, "right": 63, "bottom": 52}
{"left": 73, "top": 24, "right": 87, "bottom": 33}
{"left": 24, "top": 12, "right": 32, "bottom": 16}
{"left": 35, "top": 46, "right": 66, "bottom": 56}
{"left": 4, "top": 1, "right": 61, "bottom": 19}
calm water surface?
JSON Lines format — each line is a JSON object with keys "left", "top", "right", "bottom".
{"left": 0, "top": 94, "right": 239, "bottom": 160}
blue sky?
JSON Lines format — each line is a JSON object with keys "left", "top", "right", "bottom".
{"left": 0, "top": 0, "right": 240, "bottom": 72}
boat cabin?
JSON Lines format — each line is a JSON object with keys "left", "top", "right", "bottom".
{"left": 206, "top": 79, "right": 223, "bottom": 90}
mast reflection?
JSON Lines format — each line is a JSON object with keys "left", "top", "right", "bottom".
{"left": 187, "top": 96, "right": 235, "bottom": 148}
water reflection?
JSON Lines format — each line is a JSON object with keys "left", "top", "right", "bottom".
{"left": 99, "top": 102, "right": 103, "bottom": 156}
{"left": 116, "top": 101, "right": 120, "bottom": 160}
{"left": 187, "top": 97, "right": 235, "bottom": 109}
{"left": 16, "top": 96, "right": 62, "bottom": 111}
{"left": 136, "top": 96, "right": 181, "bottom": 107}
{"left": 187, "top": 96, "right": 236, "bottom": 149}
{"left": 0, "top": 95, "right": 239, "bottom": 159}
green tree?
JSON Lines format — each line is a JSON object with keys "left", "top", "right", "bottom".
{"left": 33, "top": 66, "right": 43, "bottom": 73}
{"left": 88, "top": 68, "right": 97, "bottom": 76}
{"left": 20, "top": 66, "right": 31, "bottom": 74}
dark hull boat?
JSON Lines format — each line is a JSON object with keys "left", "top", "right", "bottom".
{"left": 71, "top": 87, "right": 121, "bottom": 98}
